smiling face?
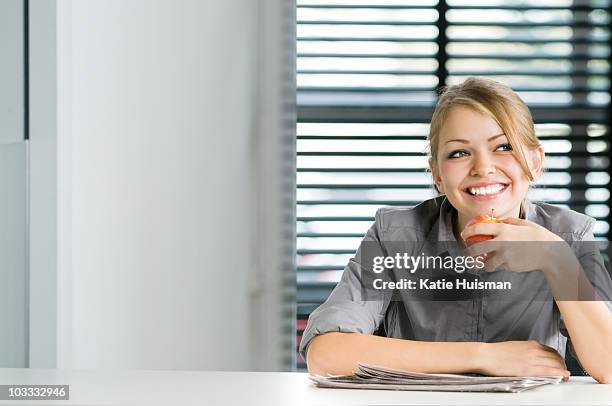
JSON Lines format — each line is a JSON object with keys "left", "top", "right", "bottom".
{"left": 429, "top": 105, "right": 544, "bottom": 234}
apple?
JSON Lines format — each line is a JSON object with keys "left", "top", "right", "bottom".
{"left": 463, "top": 214, "right": 500, "bottom": 245}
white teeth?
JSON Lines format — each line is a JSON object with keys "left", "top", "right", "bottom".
{"left": 468, "top": 184, "right": 505, "bottom": 196}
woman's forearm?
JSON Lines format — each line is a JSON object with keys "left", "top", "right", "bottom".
{"left": 307, "top": 332, "right": 571, "bottom": 378}
{"left": 542, "top": 250, "right": 612, "bottom": 384}
{"left": 554, "top": 300, "right": 612, "bottom": 383}
{"left": 306, "top": 332, "right": 483, "bottom": 376}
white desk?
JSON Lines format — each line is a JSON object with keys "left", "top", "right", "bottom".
{"left": 0, "top": 369, "right": 610, "bottom": 406}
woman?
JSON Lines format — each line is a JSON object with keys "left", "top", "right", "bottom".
{"left": 299, "top": 77, "right": 612, "bottom": 383}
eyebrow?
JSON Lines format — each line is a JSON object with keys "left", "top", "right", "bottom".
{"left": 445, "top": 133, "right": 506, "bottom": 145}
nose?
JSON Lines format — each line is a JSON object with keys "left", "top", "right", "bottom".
{"left": 470, "top": 153, "right": 496, "bottom": 177}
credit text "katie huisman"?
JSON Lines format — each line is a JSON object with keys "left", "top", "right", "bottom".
{"left": 372, "top": 278, "right": 512, "bottom": 291}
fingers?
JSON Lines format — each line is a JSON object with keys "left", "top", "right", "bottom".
{"left": 480, "top": 252, "right": 505, "bottom": 272}
{"left": 484, "top": 341, "right": 570, "bottom": 379}
{"left": 461, "top": 222, "right": 501, "bottom": 240}
{"left": 466, "top": 240, "right": 501, "bottom": 257}
{"left": 499, "top": 217, "right": 528, "bottom": 225}
{"left": 500, "top": 217, "right": 544, "bottom": 232}
{"left": 537, "top": 345, "right": 567, "bottom": 367}
{"left": 534, "top": 343, "right": 565, "bottom": 361}
{"left": 531, "top": 344, "right": 567, "bottom": 374}
{"left": 464, "top": 241, "right": 503, "bottom": 272}
{"left": 530, "top": 366, "right": 570, "bottom": 378}
{"left": 534, "top": 354, "right": 567, "bottom": 370}
{"left": 537, "top": 343, "right": 562, "bottom": 355}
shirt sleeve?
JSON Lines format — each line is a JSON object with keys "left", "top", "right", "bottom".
{"left": 573, "top": 220, "right": 612, "bottom": 308}
{"left": 298, "top": 209, "right": 392, "bottom": 363}
{"left": 560, "top": 219, "right": 612, "bottom": 363}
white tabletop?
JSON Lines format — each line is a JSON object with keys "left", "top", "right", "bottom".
{"left": 0, "top": 369, "right": 610, "bottom": 406}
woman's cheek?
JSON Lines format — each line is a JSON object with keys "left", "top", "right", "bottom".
{"left": 440, "top": 161, "right": 468, "bottom": 182}
{"left": 499, "top": 155, "right": 526, "bottom": 173}
{"left": 437, "top": 162, "right": 455, "bottom": 187}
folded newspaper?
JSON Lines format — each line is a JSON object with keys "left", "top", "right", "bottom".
{"left": 309, "top": 363, "right": 563, "bottom": 393}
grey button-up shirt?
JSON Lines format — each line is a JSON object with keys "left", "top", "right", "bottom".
{"left": 299, "top": 195, "right": 612, "bottom": 364}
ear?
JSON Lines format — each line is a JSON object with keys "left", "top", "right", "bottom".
{"left": 428, "top": 158, "right": 443, "bottom": 193}
{"left": 528, "top": 145, "right": 545, "bottom": 181}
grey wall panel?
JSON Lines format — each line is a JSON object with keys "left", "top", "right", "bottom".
{"left": 28, "top": 0, "right": 58, "bottom": 368}
{"left": 0, "top": 142, "right": 27, "bottom": 367}
{"left": 0, "top": 0, "right": 24, "bottom": 144}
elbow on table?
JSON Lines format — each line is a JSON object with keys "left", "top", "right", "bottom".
{"left": 583, "top": 355, "right": 612, "bottom": 384}
{"left": 593, "top": 372, "right": 612, "bottom": 384}
{"left": 306, "top": 354, "right": 329, "bottom": 376}
{"left": 306, "top": 333, "right": 354, "bottom": 376}
{"left": 587, "top": 364, "right": 612, "bottom": 384}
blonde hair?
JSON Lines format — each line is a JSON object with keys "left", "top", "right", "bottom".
{"left": 428, "top": 77, "right": 541, "bottom": 193}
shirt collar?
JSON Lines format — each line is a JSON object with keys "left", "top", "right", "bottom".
{"left": 437, "top": 196, "right": 456, "bottom": 242}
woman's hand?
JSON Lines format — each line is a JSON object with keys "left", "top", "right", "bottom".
{"left": 461, "top": 217, "right": 566, "bottom": 273}
{"left": 477, "top": 340, "right": 570, "bottom": 380}
{"left": 461, "top": 216, "right": 562, "bottom": 243}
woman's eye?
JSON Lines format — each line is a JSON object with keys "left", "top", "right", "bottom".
{"left": 448, "top": 150, "right": 468, "bottom": 159}
{"left": 496, "top": 143, "right": 513, "bottom": 152}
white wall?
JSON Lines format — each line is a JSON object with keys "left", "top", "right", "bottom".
{"left": 45, "top": 0, "right": 291, "bottom": 370}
